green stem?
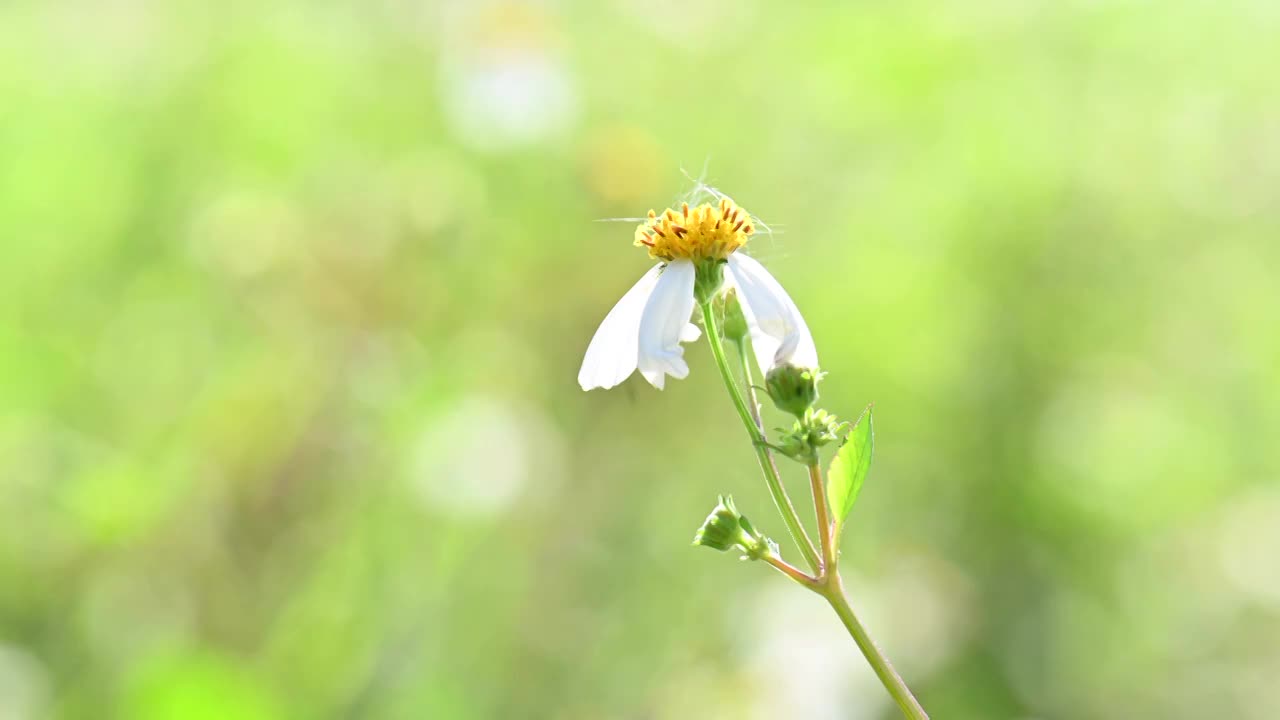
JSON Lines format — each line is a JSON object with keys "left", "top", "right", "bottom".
{"left": 763, "top": 554, "right": 819, "bottom": 590}
{"left": 699, "top": 301, "right": 821, "bottom": 573}
{"left": 698, "top": 303, "right": 926, "bottom": 718}
{"left": 807, "top": 463, "right": 836, "bottom": 573}
{"left": 732, "top": 337, "right": 769, "bottom": 434}
{"left": 734, "top": 336, "right": 823, "bottom": 567}
{"left": 823, "top": 578, "right": 930, "bottom": 719}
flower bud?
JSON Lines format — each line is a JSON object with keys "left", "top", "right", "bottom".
{"left": 765, "top": 363, "right": 822, "bottom": 418}
{"left": 692, "top": 495, "right": 772, "bottom": 560}
{"left": 771, "top": 408, "right": 846, "bottom": 465}
{"left": 717, "top": 289, "right": 749, "bottom": 344}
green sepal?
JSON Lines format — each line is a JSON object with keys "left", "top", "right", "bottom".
{"left": 693, "top": 259, "right": 727, "bottom": 304}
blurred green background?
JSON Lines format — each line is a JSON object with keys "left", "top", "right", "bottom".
{"left": 2, "top": 1, "right": 1279, "bottom": 718}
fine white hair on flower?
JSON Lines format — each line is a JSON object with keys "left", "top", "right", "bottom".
{"left": 678, "top": 168, "right": 783, "bottom": 240}
{"left": 594, "top": 169, "right": 783, "bottom": 242}
{"left": 678, "top": 172, "right": 793, "bottom": 266}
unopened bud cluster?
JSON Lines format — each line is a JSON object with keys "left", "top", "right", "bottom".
{"left": 762, "top": 363, "right": 844, "bottom": 464}
{"left": 692, "top": 495, "right": 776, "bottom": 561}
{"left": 773, "top": 408, "right": 845, "bottom": 465}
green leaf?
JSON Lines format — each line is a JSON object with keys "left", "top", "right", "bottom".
{"left": 827, "top": 405, "right": 874, "bottom": 532}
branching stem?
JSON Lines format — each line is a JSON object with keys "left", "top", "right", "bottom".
{"left": 699, "top": 301, "right": 821, "bottom": 573}
{"left": 763, "top": 555, "right": 818, "bottom": 589}
{"left": 700, "top": 298, "right": 930, "bottom": 719}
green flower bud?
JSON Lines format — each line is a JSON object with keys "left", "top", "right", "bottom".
{"left": 717, "top": 289, "right": 749, "bottom": 344}
{"left": 765, "top": 364, "right": 823, "bottom": 418}
{"left": 692, "top": 495, "right": 773, "bottom": 561}
{"left": 805, "top": 408, "right": 845, "bottom": 447}
{"left": 772, "top": 422, "right": 816, "bottom": 464}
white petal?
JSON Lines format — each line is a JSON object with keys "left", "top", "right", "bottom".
{"left": 637, "top": 259, "right": 697, "bottom": 389}
{"left": 726, "top": 254, "right": 819, "bottom": 374}
{"left": 643, "top": 319, "right": 699, "bottom": 388}
{"left": 640, "top": 366, "right": 665, "bottom": 390}
{"left": 578, "top": 265, "right": 663, "bottom": 390}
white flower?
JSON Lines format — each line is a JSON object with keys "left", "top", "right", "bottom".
{"left": 578, "top": 198, "right": 818, "bottom": 392}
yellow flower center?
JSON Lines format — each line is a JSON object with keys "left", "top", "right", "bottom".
{"left": 634, "top": 198, "right": 755, "bottom": 261}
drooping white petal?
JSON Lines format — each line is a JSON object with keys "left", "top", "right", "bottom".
{"left": 636, "top": 259, "right": 697, "bottom": 390}
{"left": 726, "top": 253, "right": 819, "bottom": 374}
{"left": 642, "top": 319, "right": 698, "bottom": 389}
{"left": 578, "top": 264, "right": 663, "bottom": 390}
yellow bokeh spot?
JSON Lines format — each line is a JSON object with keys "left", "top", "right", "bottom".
{"left": 633, "top": 198, "right": 754, "bottom": 261}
